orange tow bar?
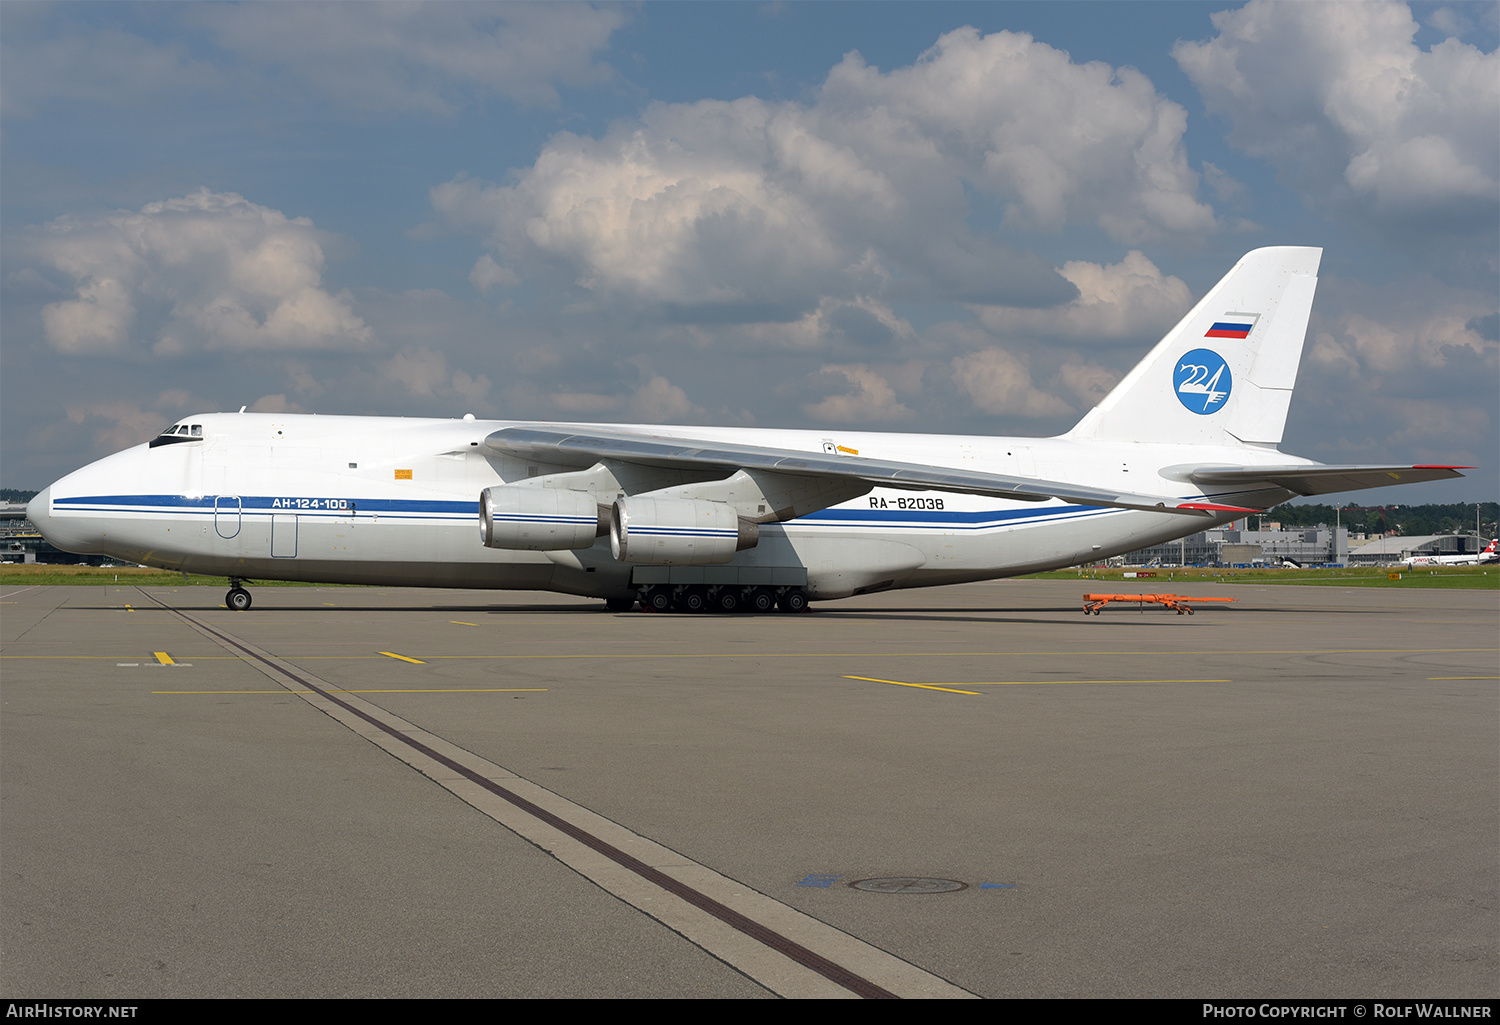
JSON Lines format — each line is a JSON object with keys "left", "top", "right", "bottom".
{"left": 1082, "top": 593, "right": 1238, "bottom": 616}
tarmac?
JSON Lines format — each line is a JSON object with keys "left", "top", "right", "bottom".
{"left": 2, "top": 578, "right": 1496, "bottom": 998}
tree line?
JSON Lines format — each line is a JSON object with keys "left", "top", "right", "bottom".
{"left": 1268, "top": 502, "right": 1498, "bottom": 538}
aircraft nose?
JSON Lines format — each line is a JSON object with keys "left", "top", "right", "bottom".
{"left": 26, "top": 487, "right": 51, "bottom": 533}
{"left": 27, "top": 483, "right": 103, "bottom": 555}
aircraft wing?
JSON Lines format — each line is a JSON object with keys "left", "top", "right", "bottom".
{"left": 484, "top": 426, "right": 1251, "bottom": 516}
{"left": 1180, "top": 464, "right": 1467, "bottom": 497}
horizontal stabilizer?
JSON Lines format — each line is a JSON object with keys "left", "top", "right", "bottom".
{"left": 486, "top": 426, "right": 1222, "bottom": 516}
{"left": 1172, "top": 464, "right": 1468, "bottom": 497}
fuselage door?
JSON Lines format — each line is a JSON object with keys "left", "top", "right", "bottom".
{"left": 214, "top": 495, "right": 242, "bottom": 539}
{"left": 271, "top": 515, "right": 298, "bottom": 558}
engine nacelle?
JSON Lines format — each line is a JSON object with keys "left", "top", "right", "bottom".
{"left": 480, "top": 486, "right": 605, "bottom": 550}
{"left": 610, "top": 497, "right": 758, "bottom": 565}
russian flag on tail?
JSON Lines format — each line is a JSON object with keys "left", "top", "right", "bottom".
{"left": 1205, "top": 321, "right": 1254, "bottom": 339}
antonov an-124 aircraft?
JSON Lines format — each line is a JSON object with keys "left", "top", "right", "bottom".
{"left": 28, "top": 247, "right": 1465, "bottom": 613}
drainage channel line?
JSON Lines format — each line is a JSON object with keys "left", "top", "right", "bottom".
{"left": 135, "top": 589, "right": 973, "bottom": 1000}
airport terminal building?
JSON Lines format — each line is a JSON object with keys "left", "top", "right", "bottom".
{"left": 1122, "top": 526, "right": 1490, "bottom": 568}
{"left": 1122, "top": 525, "right": 1349, "bottom": 567}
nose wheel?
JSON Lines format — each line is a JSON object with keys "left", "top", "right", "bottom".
{"left": 226, "top": 582, "right": 252, "bottom": 611}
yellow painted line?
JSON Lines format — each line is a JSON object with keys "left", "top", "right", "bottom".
{"left": 845, "top": 675, "right": 1233, "bottom": 693}
{"left": 153, "top": 651, "right": 175, "bottom": 665}
{"left": 960, "top": 679, "right": 1232, "bottom": 686}
{"left": 6, "top": 647, "right": 1498, "bottom": 662}
{"left": 124, "top": 605, "right": 134, "bottom": 612}
{"left": 378, "top": 651, "right": 426, "bottom": 664}
{"left": 844, "top": 676, "right": 981, "bottom": 696}
{"left": 153, "top": 688, "right": 548, "bottom": 695}
{"left": 416, "top": 646, "right": 1497, "bottom": 661}
{"left": 450, "top": 621, "right": 478, "bottom": 626}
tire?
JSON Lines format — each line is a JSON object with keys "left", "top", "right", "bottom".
{"left": 778, "top": 588, "right": 808, "bottom": 613}
{"left": 748, "top": 588, "right": 775, "bottom": 614}
{"left": 715, "top": 589, "right": 739, "bottom": 614}
{"left": 679, "top": 587, "right": 708, "bottom": 613}
{"left": 227, "top": 587, "right": 252, "bottom": 612}
{"left": 645, "top": 590, "right": 672, "bottom": 613}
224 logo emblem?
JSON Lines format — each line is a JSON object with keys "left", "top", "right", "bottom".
{"left": 1173, "top": 348, "right": 1233, "bottom": 414}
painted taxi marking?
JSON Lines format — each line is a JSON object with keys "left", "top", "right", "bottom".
{"left": 153, "top": 651, "right": 175, "bottom": 665}
{"left": 844, "top": 675, "right": 1234, "bottom": 694}
{"left": 844, "top": 676, "right": 982, "bottom": 696}
{"left": 378, "top": 650, "right": 426, "bottom": 664}
{"left": 153, "top": 688, "right": 547, "bottom": 695}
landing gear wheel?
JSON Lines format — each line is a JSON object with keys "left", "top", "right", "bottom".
{"left": 605, "top": 596, "right": 635, "bottom": 612}
{"left": 227, "top": 587, "right": 252, "bottom": 612}
{"left": 748, "top": 588, "right": 776, "bottom": 614}
{"left": 677, "top": 587, "right": 708, "bottom": 614}
{"left": 715, "top": 589, "right": 740, "bottom": 614}
{"left": 778, "top": 588, "right": 808, "bottom": 613}
{"left": 645, "top": 590, "right": 672, "bottom": 613}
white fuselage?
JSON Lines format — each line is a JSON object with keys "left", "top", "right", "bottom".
{"left": 29, "top": 412, "right": 1299, "bottom": 601}
{"left": 1406, "top": 546, "right": 1497, "bottom": 568}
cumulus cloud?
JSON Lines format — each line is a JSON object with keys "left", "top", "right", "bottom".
{"left": 60, "top": 389, "right": 213, "bottom": 454}
{"left": 197, "top": 2, "right": 626, "bottom": 112}
{"left": 1054, "top": 360, "right": 1123, "bottom": 410}
{"left": 1288, "top": 275, "right": 1497, "bottom": 468}
{"left": 732, "top": 296, "right": 918, "bottom": 354}
{"left": 1175, "top": 1, "right": 1499, "bottom": 237}
{"left": 820, "top": 28, "right": 1215, "bottom": 241}
{"left": 0, "top": 20, "right": 222, "bottom": 117}
{"left": 380, "top": 346, "right": 493, "bottom": 408}
{"left": 32, "top": 189, "right": 374, "bottom": 357}
{"left": 469, "top": 254, "right": 519, "bottom": 291}
{"left": 2, "top": 4, "right": 627, "bottom": 117}
{"left": 1308, "top": 302, "right": 1498, "bottom": 389}
{"left": 972, "top": 250, "right": 1192, "bottom": 345}
{"left": 951, "top": 348, "right": 1072, "bottom": 419}
{"left": 802, "top": 365, "right": 915, "bottom": 423}
{"left": 433, "top": 27, "right": 1217, "bottom": 325}
{"left": 547, "top": 375, "right": 701, "bottom": 423}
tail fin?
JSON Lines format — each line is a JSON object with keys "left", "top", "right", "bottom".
{"left": 1065, "top": 246, "right": 1322, "bottom": 447}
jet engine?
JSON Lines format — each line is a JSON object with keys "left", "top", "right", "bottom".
{"left": 479, "top": 486, "right": 606, "bottom": 550}
{"left": 610, "top": 496, "right": 758, "bottom": 565}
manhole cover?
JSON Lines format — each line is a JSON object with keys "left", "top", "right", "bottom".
{"left": 849, "top": 877, "right": 967, "bottom": 894}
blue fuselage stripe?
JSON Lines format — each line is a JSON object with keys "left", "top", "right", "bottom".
{"left": 53, "top": 494, "right": 1124, "bottom": 531}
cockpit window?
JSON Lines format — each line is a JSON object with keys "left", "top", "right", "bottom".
{"left": 149, "top": 422, "right": 205, "bottom": 448}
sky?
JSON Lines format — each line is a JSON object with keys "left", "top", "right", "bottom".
{"left": 3, "top": 1, "right": 1496, "bottom": 507}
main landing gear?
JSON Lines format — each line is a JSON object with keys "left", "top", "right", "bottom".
{"left": 635, "top": 585, "right": 808, "bottom": 614}
{"left": 226, "top": 578, "right": 252, "bottom": 611}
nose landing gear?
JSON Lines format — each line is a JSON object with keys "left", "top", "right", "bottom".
{"left": 226, "top": 579, "right": 252, "bottom": 611}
